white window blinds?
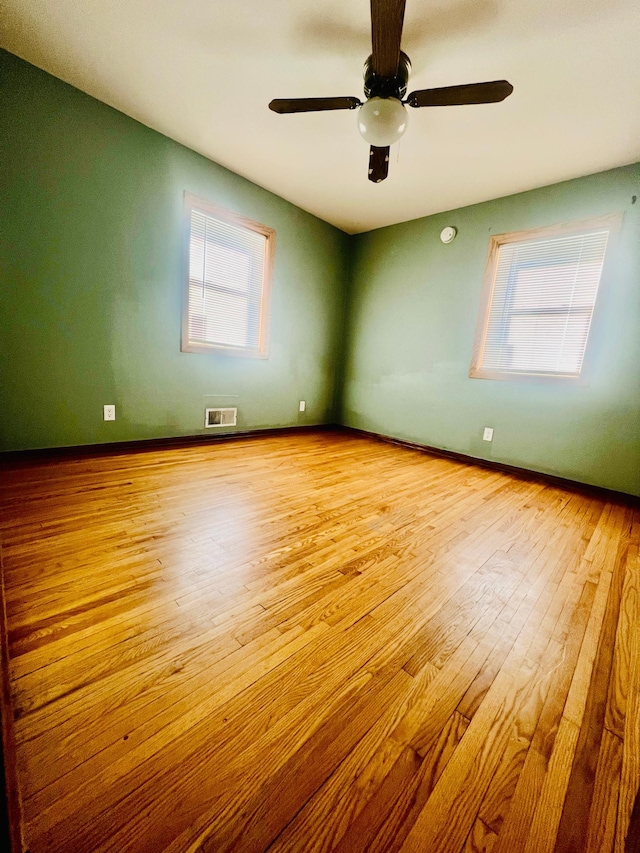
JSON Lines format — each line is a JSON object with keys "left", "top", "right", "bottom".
{"left": 472, "top": 222, "right": 615, "bottom": 379}
{"left": 182, "top": 196, "right": 274, "bottom": 357}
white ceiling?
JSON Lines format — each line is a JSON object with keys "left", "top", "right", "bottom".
{"left": 2, "top": 0, "right": 639, "bottom": 233}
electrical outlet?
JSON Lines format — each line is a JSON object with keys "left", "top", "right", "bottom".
{"left": 483, "top": 427, "right": 494, "bottom": 442}
{"left": 299, "top": 400, "right": 306, "bottom": 412}
{"left": 103, "top": 405, "right": 116, "bottom": 422}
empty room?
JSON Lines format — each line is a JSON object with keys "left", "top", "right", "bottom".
{"left": 1, "top": 1, "right": 639, "bottom": 852}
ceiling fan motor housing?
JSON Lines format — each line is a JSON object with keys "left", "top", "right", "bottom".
{"left": 364, "top": 51, "right": 411, "bottom": 100}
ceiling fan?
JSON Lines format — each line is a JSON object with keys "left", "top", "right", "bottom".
{"left": 269, "top": 0, "right": 513, "bottom": 183}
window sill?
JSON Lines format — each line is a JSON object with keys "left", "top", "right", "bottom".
{"left": 469, "top": 368, "right": 585, "bottom": 384}
{"left": 182, "top": 341, "right": 269, "bottom": 359}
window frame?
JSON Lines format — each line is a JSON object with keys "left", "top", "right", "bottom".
{"left": 469, "top": 214, "right": 621, "bottom": 382}
{"left": 181, "top": 192, "right": 275, "bottom": 358}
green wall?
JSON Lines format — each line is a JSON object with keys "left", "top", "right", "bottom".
{"left": 2, "top": 51, "right": 639, "bottom": 495}
{"left": 0, "top": 51, "right": 350, "bottom": 450}
{"left": 340, "top": 164, "right": 640, "bottom": 496}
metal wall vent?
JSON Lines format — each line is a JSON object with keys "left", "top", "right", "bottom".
{"left": 204, "top": 407, "right": 237, "bottom": 428}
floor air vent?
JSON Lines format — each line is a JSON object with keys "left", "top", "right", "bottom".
{"left": 204, "top": 407, "right": 237, "bottom": 428}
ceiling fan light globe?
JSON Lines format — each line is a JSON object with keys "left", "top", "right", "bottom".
{"left": 357, "top": 97, "right": 408, "bottom": 147}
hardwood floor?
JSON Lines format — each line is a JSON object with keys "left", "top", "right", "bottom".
{"left": 0, "top": 429, "right": 638, "bottom": 853}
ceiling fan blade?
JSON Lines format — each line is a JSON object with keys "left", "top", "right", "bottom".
{"left": 269, "top": 97, "right": 361, "bottom": 114}
{"left": 407, "top": 80, "right": 513, "bottom": 108}
{"left": 370, "top": 0, "right": 407, "bottom": 77}
{"left": 368, "top": 145, "right": 390, "bottom": 183}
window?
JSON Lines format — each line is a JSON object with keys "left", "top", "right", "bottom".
{"left": 470, "top": 215, "right": 620, "bottom": 380}
{"left": 182, "top": 193, "right": 275, "bottom": 357}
